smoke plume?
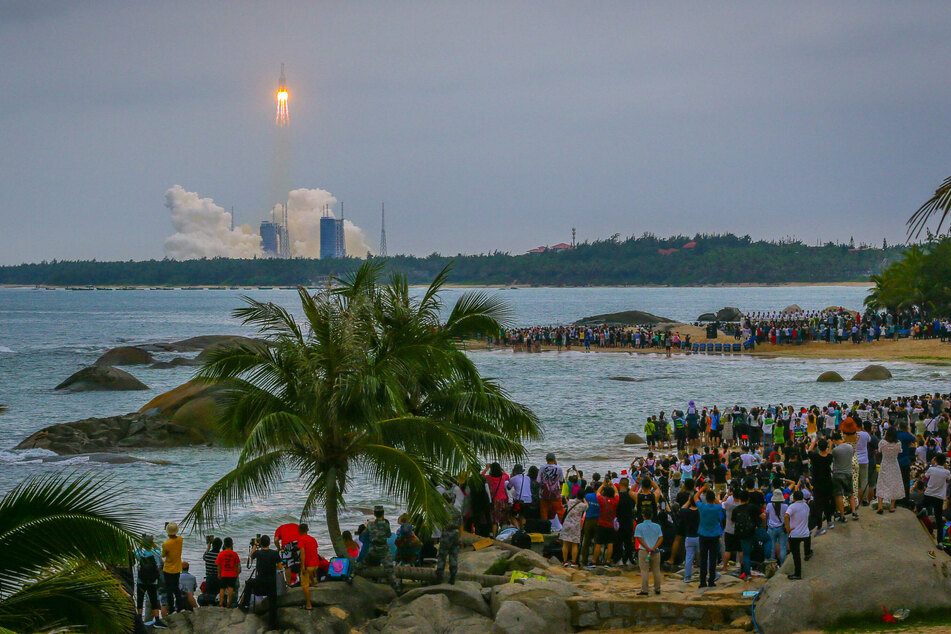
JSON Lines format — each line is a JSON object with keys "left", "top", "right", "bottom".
{"left": 163, "top": 185, "right": 261, "bottom": 259}
{"left": 163, "top": 185, "right": 372, "bottom": 260}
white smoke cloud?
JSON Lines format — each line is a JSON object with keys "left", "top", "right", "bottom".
{"left": 163, "top": 185, "right": 261, "bottom": 259}
{"left": 283, "top": 188, "right": 372, "bottom": 258}
{"left": 163, "top": 185, "right": 372, "bottom": 260}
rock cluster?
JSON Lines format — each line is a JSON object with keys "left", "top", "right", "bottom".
{"left": 14, "top": 412, "right": 211, "bottom": 454}
{"left": 697, "top": 307, "right": 744, "bottom": 322}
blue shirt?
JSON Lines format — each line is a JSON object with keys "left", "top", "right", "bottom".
{"left": 634, "top": 520, "right": 663, "bottom": 550}
{"left": 897, "top": 431, "right": 916, "bottom": 467}
{"left": 584, "top": 492, "right": 600, "bottom": 519}
{"left": 697, "top": 501, "right": 724, "bottom": 537}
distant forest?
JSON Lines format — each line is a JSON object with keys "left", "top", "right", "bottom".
{"left": 0, "top": 234, "right": 906, "bottom": 286}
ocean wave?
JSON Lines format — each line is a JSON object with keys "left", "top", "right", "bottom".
{"left": 0, "top": 345, "right": 13, "bottom": 353}
{"left": 0, "top": 448, "right": 58, "bottom": 463}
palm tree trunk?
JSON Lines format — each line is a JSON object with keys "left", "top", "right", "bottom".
{"left": 325, "top": 466, "right": 349, "bottom": 558}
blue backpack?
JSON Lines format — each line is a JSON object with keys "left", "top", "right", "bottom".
{"left": 326, "top": 557, "right": 351, "bottom": 581}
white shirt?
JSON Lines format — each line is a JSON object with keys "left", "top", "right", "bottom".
{"left": 856, "top": 431, "right": 870, "bottom": 465}
{"left": 507, "top": 473, "right": 533, "bottom": 503}
{"left": 785, "top": 500, "right": 810, "bottom": 538}
{"left": 924, "top": 466, "right": 951, "bottom": 499}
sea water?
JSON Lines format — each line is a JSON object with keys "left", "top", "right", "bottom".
{"left": 1, "top": 285, "right": 947, "bottom": 565}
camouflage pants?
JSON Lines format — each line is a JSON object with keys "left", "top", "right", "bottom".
{"left": 357, "top": 550, "right": 398, "bottom": 589}
{"left": 435, "top": 536, "right": 460, "bottom": 584}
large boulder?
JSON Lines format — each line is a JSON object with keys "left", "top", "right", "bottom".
{"left": 373, "top": 592, "right": 493, "bottom": 634}
{"left": 851, "top": 364, "right": 892, "bottom": 381}
{"left": 14, "top": 412, "right": 211, "bottom": 455}
{"left": 55, "top": 365, "right": 149, "bottom": 392}
{"left": 149, "top": 334, "right": 264, "bottom": 353}
{"left": 696, "top": 312, "right": 717, "bottom": 322}
{"left": 816, "top": 371, "right": 845, "bottom": 383}
{"left": 138, "top": 379, "right": 231, "bottom": 434}
{"left": 94, "top": 346, "right": 154, "bottom": 366}
{"left": 715, "top": 307, "right": 744, "bottom": 322}
{"left": 781, "top": 304, "right": 803, "bottom": 314}
{"left": 624, "top": 432, "right": 646, "bottom": 445}
{"left": 755, "top": 509, "right": 951, "bottom": 634}
{"left": 574, "top": 310, "right": 673, "bottom": 326}
{"left": 456, "top": 546, "right": 512, "bottom": 576}
{"left": 399, "top": 581, "right": 490, "bottom": 617}
{"left": 492, "top": 600, "right": 546, "bottom": 634}
{"left": 490, "top": 578, "right": 579, "bottom": 634}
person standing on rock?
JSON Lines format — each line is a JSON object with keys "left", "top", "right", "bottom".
{"left": 876, "top": 427, "right": 905, "bottom": 514}
{"left": 357, "top": 506, "right": 399, "bottom": 591}
{"left": 215, "top": 537, "right": 241, "bottom": 608}
{"left": 538, "top": 453, "right": 565, "bottom": 523}
{"left": 249, "top": 535, "right": 282, "bottom": 628}
{"left": 297, "top": 523, "right": 321, "bottom": 609}
{"left": 161, "top": 522, "right": 185, "bottom": 614}
{"left": 634, "top": 508, "right": 664, "bottom": 596}
{"left": 434, "top": 490, "right": 463, "bottom": 584}
{"left": 783, "top": 489, "right": 811, "bottom": 580}
{"left": 135, "top": 534, "right": 167, "bottom": 628}
{"left": 807, "top": 437, "right": 836, "bottom": 535}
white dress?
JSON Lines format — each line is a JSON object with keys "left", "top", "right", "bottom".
{"left": 877, "top": 441, "right": 905, "bottom": 501}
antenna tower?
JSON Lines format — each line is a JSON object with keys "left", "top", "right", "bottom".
{"left": 379, "top": 203, "right": 387, "bottom": 256}
{"left": 571, "top": 227, "right": 576, "bottom": 248}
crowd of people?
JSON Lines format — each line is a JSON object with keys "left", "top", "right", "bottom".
{"left": 131, "top": 390, "right": 951, "bottom": 626}
{"left": 492, "top": 325, "right": 691, "bottom": 352}
{"left": 734, "top": 307, "right": 951, "bottom": 345}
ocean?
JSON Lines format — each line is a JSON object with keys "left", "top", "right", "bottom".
{"left": 1, "top": 285, "right": 947, "bottom": 566}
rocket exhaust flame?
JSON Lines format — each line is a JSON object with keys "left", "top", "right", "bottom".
{"left": 276, "top": 63, "right": 289, "bottom": 127}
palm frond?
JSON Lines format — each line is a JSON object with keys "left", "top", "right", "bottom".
{"left": 908, "top": 174, "right": 951, "bottom": 238}
{"left": 0, "top": 558, "right": 133, "bottom": 634}
{"left": 0, "top": 473, "right": 144, "bottom": 582}
{"left": 181, "top": 452, "right": 287, "bottom": 531}
{"left": 444, "top": 290, "right": 514, "bottom": 337}
{"left": 359, "top": 444, "right": 449, "bottom": 530}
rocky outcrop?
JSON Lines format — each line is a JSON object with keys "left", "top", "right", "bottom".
{"left": 696, "top": 312, "right": 717, "bottom": 322}
{"left": 816, "top": 370, "right": 845, "bottom": 383}
{"left": 14, "top": 412, "right": 213, "bottom": 454}
{"left": 161, "top": 576, "right": 395, "bottom": 633}
{"left": 55, "top": 365, "right": 149, "bottom": 392}
{"left": 94, "top": 346, "right": 154, "bottom": 366}
{"left": 146, "top": 334, "right": 264, "bottom": 353}
{"left": 607, "top": 376, "right": 645, "bottom": 382}
{"left": 755, "top": 509, "right": 951, "bottom": 634}
{"left": 715, "top": 307, "right": 744, "bottom": 322}
{"left": 781, "top": 304, "right": 803, "bottom": 314}
{"left": 574, "top": 310, "right": 673, "bottom": 326}
{"left": 138, "top": 379, "right": 231, "bottom": 433}
{"left": 851, "top": 364, "right": 892, "bottom": 381}
{"left": 149, "top": 357, "right": 201, "bottom": 370}
{"left": 624, "top": 432, "right": 646, "bottom": 445}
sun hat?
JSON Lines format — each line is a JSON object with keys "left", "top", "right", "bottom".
{"left": 772, "top": 489, "right": 785, "bottom": 500}
{"left": 166, "top": 522, "right": 179, "bottom": 536}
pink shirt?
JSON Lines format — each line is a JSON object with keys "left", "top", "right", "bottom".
{"left": 485, "top": 473, "right": 510, "bottom": 501}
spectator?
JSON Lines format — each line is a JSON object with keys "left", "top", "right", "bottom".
{"left": 215, "top": 537, "right": 241, "bottom": 608}
{"left": 161, "top": 523, "right": 185, "bottom": 614}
{"left": 250, "top": 535, "right": 283, "bottom": 630}
{"left": 297, "top": 523, "right": 320, "bottom": 611}
{"left": 179, "top": 562, "right": 198, "bottom": 610}
{"left": 135, "top": 534, "right": 167, "bottom": 629}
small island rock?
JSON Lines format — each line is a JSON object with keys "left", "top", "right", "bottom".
{"left": 93, "top": 346, "right": 154, "bottom": 366}
{"left": 816, "top": 371, "right": 845, "bottom": 383}
{"left": 624, "top": 433, "right": 646, "bottom": 445}
{"left": 55, "top": 365, "right": 149, "bottom": 392}
{"left": 851, "top": 364, "right": 892, "bottom": 381}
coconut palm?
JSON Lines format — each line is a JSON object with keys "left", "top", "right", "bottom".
{"left": 0, "top": 472, "right": 145, "bottom": 633}
{"left": 183, "top": 262, "right": 540, "bottom": 557}
{"left": 908, "top": 174, "right": 951, "bottom": 238}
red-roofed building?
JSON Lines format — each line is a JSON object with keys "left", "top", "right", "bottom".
{"left": 657, "top": 248, "right": 678, "bottom": 256}
{"left": 527, "top": 246, "right": 547, "bottom": 254}
{"left": 549, "top": 243, "right": 572, "bottom": 252}
{"left": 682, "top": 241, "right": 697, "bottom": 249}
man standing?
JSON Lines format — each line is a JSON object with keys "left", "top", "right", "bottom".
{"left": 831, "top": 433, "right": 858, "bottom": 522}
{"left": 250, "top": 535, "right": 283, "bottom": 628}
{"left": 784, "top": 490, "right": 812, "bottom": 580}
{"left": 297, "top": 523, "right": 320, "bottom": 610}
{"left": 538, "top": 453, "right": 565, "bottom": 523}
{"left": 434, "top": 490, "right": 463, "bottom": 585}
{"left": 358, "top": 506, "right": 399, "bottom": 590}
{"left": 896, "top": 423, "right": 917, "bottom": 503}
{"left": 634, "top": 509, "right": 664, "bottom": 596}
{"left": 273, "top": 522, "right": 301, "bottom": 586}
{"left": 923, "top": 455, "right": 951, "bottom": 543}
{"left": 215, "top": 537, "right": 241, "bottom": 608}
{"left": 808, "top": 437, "right": 836, "bottom": 534}
{"left": 161, "top": 523, "right": 185, "bottom": 614}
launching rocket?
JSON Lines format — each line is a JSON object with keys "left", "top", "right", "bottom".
{"left": 276, "top": 63, "right": 289, "bottom": 127}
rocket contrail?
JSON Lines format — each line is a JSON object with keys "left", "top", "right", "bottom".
{"left": 276, "top": 63, "right": 289, "bottom": 127}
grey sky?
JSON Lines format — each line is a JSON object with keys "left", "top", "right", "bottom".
{"left": 1, "top": 1, "right": 949, "bottom": 264}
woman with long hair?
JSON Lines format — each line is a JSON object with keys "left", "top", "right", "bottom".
{"left": 876, "top": 427, "right": 905, "bottom": 513}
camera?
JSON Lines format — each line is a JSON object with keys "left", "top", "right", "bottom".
{"left": 206, "top": 535, "right": 214, "bottom": 544}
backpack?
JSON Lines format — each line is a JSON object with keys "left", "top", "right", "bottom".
{"left": 511, "top": 530, "right": 532, "bottom": 549}
{"left": 539, "top": 466, "right": 562, "bottom": 500}
{"left": 733, "top": 505, "right": 756, "bottom": 539}
{"left": 137, "top": 551, "right": 159, "bottom": 584}
{"left": 326, "top": 557, "right": 352, "bottom": 581}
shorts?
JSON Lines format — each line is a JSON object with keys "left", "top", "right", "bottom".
{"left": 300, "top": 566, "right": 319, "bottom": 589}
{"left": 219, "top": 577, "right": 237, "bottom": 589}
{"left": 596, "top": 525, "right": 615, "bottom": 545}
{"left": 646, "top": 434, "right": 655, "bottom": 444}
{"left": 832, "top": 473, "right": 853, "bottom": 497}
{"left": 688, "top": 427, "right": 700, "bottom": 439}
{"left": 724, "top": 531, "right": 740, "bottom": 552}
{"left": 858, "top": 463, "right": 869, "bottom": 490}
{"left": 539, "top": 497, "right": 564, "bottom": 521}
{"left": 710, "top": 429, "right": 721, "bottom": 438}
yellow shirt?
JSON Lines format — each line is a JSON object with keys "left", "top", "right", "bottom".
{"left": 162, "top": 536, "right": 183, "bottom": 574}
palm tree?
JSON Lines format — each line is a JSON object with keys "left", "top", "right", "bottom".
{"left": 907, "top": 174, "right": 951, "bottom": 238}
{"left": 183, "top": 262, "right": 540, "bottom": 557}
{"left": 0, "top": 472, "right": 145, "bottom": 633}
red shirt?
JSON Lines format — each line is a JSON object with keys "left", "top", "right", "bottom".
{"left": 597, "top": 494, "right": 619, "bottom": 528}
{"left": 274, "top": 523, "right": 301, "bottom": 547}
{"left": 298, "top": 534, "right": 319, "bottom": 567}
{"left": 215, "top": 549, "right": 241, "bottom": 578}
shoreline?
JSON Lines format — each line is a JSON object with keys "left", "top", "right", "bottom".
{"left": 465, "top": 337, "right": 951, "bottom": 366}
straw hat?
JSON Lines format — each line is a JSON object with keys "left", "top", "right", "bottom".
{"left": 166, "top": 522, "right": 179, "bottom": 537}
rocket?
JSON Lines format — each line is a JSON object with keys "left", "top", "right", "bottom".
{"left": 276, "top": 63, "right": 289, "bottom": 127}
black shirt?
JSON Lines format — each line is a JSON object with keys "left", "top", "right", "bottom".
{"left": 679, "top": 506, "right": 700, "bottom": 538}
{"left": 251, "top": 548, "right": 282, "bottom": 583}
{"left": 713, "top": 464, "right": 728, "bottom": 484}
{"left": 616, "top": 490, "right": 635, "bottom": 522}
{"left": 809, "top": 451, "right": 834, "bottom": 487}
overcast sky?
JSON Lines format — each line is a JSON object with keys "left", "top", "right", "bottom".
{"left": 1, "top": 2, "right": 949, "bottom": 264}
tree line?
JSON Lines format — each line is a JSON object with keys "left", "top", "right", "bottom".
{"left": 0, "top": 233, "right": 906, "bottom": 287}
